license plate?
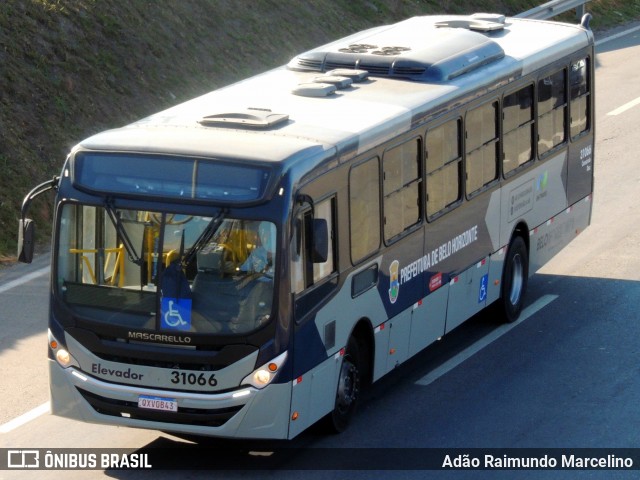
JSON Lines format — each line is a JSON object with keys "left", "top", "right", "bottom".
{"left": 138, "top": 395, "right": 178, "bottom": 412}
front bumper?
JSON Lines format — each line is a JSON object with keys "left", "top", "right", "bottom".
{"left": 49, "top": 359, "right": 292, "bottom": 439}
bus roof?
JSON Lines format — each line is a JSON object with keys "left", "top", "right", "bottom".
{"left": 78, "top": 14, "right": 592, "bottom": 168}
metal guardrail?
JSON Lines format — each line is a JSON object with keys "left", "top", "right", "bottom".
{"left": 516, "top": 0, "right": 591, "bottom": 20}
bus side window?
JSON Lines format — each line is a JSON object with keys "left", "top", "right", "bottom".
{"left": 382, "top": 138, "right": 422, "bottom": 242}
{"left": 349, "top": 157, "right": 381, "bottom": 263}
{"left": 425, "top": 118, "right": 462, "bottom": 219}
{"left": 570, "top": 57, "right": 590, "bottom": 139}
{"left": 538, "top": 68, "right": 567, "bottom": 156}
{"left": 291, "top": 196, "right": 336, "bottom": 293}
{"left": 466, "top": 101, "right": 499, "bottom": 195}
{"left": 503, "top": 85, "right": 534, "bottom": 177}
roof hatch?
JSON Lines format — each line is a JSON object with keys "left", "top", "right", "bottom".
{"left": 199, "top": 108, "right": 289, "bottom": 129}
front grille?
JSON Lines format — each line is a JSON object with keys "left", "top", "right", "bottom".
{"left": 77, "top": 388, "right": 243, "bottom": 427}
{"left": 67, "top": 327, "right": 257, "bottom": 371}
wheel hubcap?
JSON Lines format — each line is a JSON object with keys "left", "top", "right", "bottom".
{"left": 336, "top": 360, "right": 358, "bottom": 413}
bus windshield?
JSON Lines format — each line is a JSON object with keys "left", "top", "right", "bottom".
{"left": 56, "top": 204, "right": 276, "bottom": 336}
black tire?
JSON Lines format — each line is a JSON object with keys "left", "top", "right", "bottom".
{"left": 498, "top": 235, "right": 528, "bottom": 323}
{"left": 325, "top": 336, "right": 362, "bottom": 433}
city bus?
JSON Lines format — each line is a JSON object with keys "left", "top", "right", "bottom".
{"left": 18, "top": 12, "right": 594, "bottom": 439}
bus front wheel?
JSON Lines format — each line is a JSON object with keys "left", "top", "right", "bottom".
{"left": 326, "top": 335, "right": 361, "bottom": 433}
{"left": 498, "top": 235, "right": 528, "bottom": 323}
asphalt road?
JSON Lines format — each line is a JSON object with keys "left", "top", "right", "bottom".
{"left": 1, "top": 22, "right": 640, "bottom": 480}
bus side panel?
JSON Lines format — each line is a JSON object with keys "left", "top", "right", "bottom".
{"left": 444, "top": 257, "right": 490, "bottom": 333}
{"left": 500, "top": 151, "right": 568, "bottom": 248}
{"left": 529, "top": 194, "right": 592, "bottom": 274}
{"left": 372, "top": 322, "right": 391, "bottom": 382}
{"left": 408, "top": 284, "right": 448, "bottom": 357}
{"left": 385, "top": 309, "right": 412, "bottom": 372}
{"left": 289, "top": 258, "right": 388, "bottom": 433}
{"left": 288, "top": 355, "right": 340, "bottom": 438}
{"left": 486, "top": 247, "right": 506, "bottom": 307}
{"left": 567, "top": 135, "right": 594, "bottom": 206}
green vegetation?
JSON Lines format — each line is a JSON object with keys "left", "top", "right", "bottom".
{"left": 1, "top": 0, "right": 638, "bottom": 263}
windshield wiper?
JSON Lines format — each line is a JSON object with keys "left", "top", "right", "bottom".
{"left": 181, "top": 208, "right": 228, "bottom": 267}
{"left": 104, "top": 199, "right": 144, "bottom": 266}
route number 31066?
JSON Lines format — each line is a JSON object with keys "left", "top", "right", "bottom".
{"left": 170, "top": 371, "right": 217, "bottom": 387}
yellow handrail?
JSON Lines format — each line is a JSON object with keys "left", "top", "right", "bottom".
{"left": 69, "top": 245, "right": 125, "bottom": 287}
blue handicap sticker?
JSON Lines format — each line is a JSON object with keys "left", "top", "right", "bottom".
{"left": 161, "top": 297, "right": 192, "bottom": 331}
{"left": 478, "top": 274, "right": 488, "bottom": 303}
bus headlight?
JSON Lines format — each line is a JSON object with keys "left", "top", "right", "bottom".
{"left": 55, "top": 348, "right": 72, "bottom": 366}
{"left": 48, "top": 330, "right": 79, "bottom": 369}
{"left": 241, "top": 351, "right": 288, "bottom": 389}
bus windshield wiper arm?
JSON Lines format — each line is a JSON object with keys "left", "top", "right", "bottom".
{"left": 182, "top": 208, "right": 228, "bottom": 267}
{"left": 104, "top": 199, "right": 144, "bottom": 266}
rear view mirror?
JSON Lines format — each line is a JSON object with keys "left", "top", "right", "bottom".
{"left": 18, "top": 218, "right": 35, "bottom": 263}
{"left": 17, "top": 176, "right": 59, "bottom": 264}
{"left": 311, "top": 218, "right": 329, "bottom": 263}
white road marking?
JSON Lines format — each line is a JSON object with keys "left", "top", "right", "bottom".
{"left": 607, "top": 96, "right": 640, "bottom": 116}
{"left": 415, "top": 294, "right": 558, "bottom": 386}
{"left": 0, "top": 266, "right": 51, "bottom": 433}
{"left": 595, "top": 24, "right": 640, "bottom": 47}
{"left": 0, "top": 402, "right": 50, "bottom": 433}
{"left": 0, "top": 266, "right": 50, "bottom": 294}
{"left": 598, "top": 24, "right": 640, "bottom": 117}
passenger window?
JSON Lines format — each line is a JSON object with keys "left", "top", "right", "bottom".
{"left": 538, "top": 69, "right": 567, "bottom": 156}
{"left": 466, "top": 101, "right": 499, "bottom": 195}
{"left": 570, "top": 58, "right": 590, "bottom": 139}
{"left": 350, "top": 158, "right": 381, "bottom": 263}
{"left": 503, "top": 85, "right": 534, "bottom": 176}
{"left": 383, "top": 138, "right": 422, "bottom": 242}
{"left": 425, "top": 118, "right": 462, "bottom": 218}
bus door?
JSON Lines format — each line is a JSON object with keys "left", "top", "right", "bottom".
{"left": 289, "top": 195, "right": 340, "bottom": 436}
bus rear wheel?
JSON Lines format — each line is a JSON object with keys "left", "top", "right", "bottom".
{"left": 498, "top": 235, "right": 528, "bottom": 323}
{"left": 326, "top": 336, "right": 361, "bottom": 433}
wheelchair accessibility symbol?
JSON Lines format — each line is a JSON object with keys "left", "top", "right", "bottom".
{"left": 161, "top": 297, "right": 192, "bottom": 331}
{"left": 478, "top": 274, "right": 488, "bottom": 304}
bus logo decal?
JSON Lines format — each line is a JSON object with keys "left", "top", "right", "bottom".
{"left": 536, "top": 171, "right": 549, "bottom": 201}
{"left": 429, "top": 272, "right": 443, "bottom": 292}
{"left": 389, "top": 260, "right": 400, "bottom": 304}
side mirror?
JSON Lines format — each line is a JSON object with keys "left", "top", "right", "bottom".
{"left": 17, "top": 176, "right": 59, "bottom": 264}
{"left": 18, "top": 218, "right": 35, "bottom": 264}
{"left": 311, "top": 218, "right": 329, "bottom": 263}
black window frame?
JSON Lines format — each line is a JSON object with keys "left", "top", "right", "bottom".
{"left": 349, "top": 156, "right": 382, "bottom": 265}
{"left": 425, "top": 117, "right": 463, "bottom": 221}
{"left": 382, "top": 136, "right": 423, "bottom": 244}
{"left": 502, "top": 83, "right": 536, "bottom": 178}
{"left": 537, "top": 67, "right": 568, "bottom": 158}
{"left": 465, "top": 100, "right": 500, "bottom": 199}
